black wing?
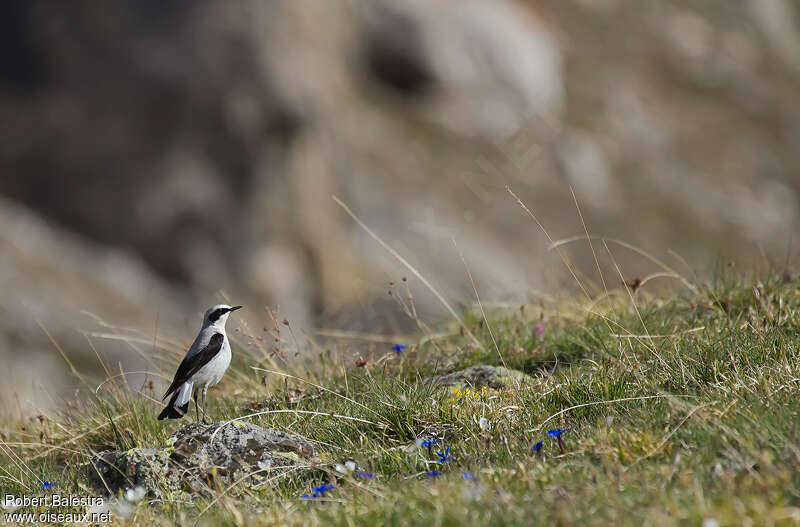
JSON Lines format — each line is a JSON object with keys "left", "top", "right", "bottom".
{"left": 162, "top": 333, "right": 224, "bottom": 400}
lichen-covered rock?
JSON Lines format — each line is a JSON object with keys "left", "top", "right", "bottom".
{"left": 170, "top": 421, "right": 314, "bottom": 481}
{"left": 431, "top": 365, "right": 530, "bottom": 390}
{"left": 89, "top": 448, "right": 180, "bottom": 497}
{"left": 89, "top": 421, "right": 316, "bottom": 497}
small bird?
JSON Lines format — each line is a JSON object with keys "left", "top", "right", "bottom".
{"left": 158, "top": 304, "right": 242, "bottom": 422}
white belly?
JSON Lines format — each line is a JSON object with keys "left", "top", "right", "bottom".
{"left": 192, "top": 340, "right": 231, "bottom": 388}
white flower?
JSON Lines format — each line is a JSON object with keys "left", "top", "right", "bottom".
{"left": 478, "top": 417, "right": 490, "bottom": 431}
{"left": 335, "top": 460, "right": 358, "bottom": 474}
{"left": 124, "top": 486, "right": 146, "bottom": 504}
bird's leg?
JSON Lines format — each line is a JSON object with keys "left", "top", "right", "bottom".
{"left": 193, "top": 389, "right": 200, "bottom": 422}
{"left": 202, "top": 386, "right": 209, "bottom": 424}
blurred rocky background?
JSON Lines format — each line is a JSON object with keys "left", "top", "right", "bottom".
{"left": 2, "top": 0, "right": 799, "bottom": 413}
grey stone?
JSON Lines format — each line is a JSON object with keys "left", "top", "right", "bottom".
{"left": 431, "top": 365, "right": 530, "bottom": 390}
{"left": 89, "top": 447, "right": 180, "bottom": 498}
{"left": 89, "top": 421, "right": 315, "bottom": 497}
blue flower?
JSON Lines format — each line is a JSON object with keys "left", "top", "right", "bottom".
{"left": 392, "top": 343, "right": 406, "bottom": 353}
{"left": 41, "top": 481, "right": 54, "bottom": 490}
{"left": 435, "top": 447, "right": 452, "bottom": 466}
{"left": 420, "top": 437, "right": 439, "bottom": 449}
{"left": 426, "top": 470, "right": 442, "bottom": 478}
{"left": 356, "top": 471, "right": 375, "bottom": 479}
{"left": 548, "top": 428, "right": 568, "bottom": 454}
{"left": 462, "top": 471, "right": 477, "bottom": 481}
{"left": 547, "top": 428, "right": 566, "bottom": 438}
{"left": 313, "top": 484, "right": 335, "bottom": 495}
{"left": 532, "top": 440, "right": 543, "bottom": 452}
{"left": 302, "top": 483, "right": 335, "bottom": 499}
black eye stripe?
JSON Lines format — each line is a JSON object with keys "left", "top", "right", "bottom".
{"left": 208, "top": 308, "right": 227, "bottom": 322}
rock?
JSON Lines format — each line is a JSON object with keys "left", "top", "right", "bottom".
{"left": 431, "top": 365, "right": 530, "bottom": 390}
{"left": 363, "top": 0, "right": 563, "bottom": 139}
{"left": 170, "top": 421, "right": 315, "bottom": 473}
{"left": 89, "top": 421, "right": 315, "bottom": 496}
{"left": 89, "top": 448, "right": 180, "bottom": 498}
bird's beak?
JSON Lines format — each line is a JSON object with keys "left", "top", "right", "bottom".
{"left": 228, "top": 305, "right": 243, "bottom": 312}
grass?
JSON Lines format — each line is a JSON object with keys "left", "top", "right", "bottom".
{"left": 3, "top": 270, "right": 800, "bottom": 526}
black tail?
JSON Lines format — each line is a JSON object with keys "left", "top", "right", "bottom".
{"left": 157, "top": 391, "right": 190, "bottom": 420}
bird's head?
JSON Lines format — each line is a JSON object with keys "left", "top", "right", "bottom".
{"left": 202, "top": 304, "right": 242, "bottom": 328}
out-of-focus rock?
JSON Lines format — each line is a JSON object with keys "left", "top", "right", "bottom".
{"left": 0, "top": 197, "right": 185, "bottom": 413}
{"left": 0, "top": 0, "right": 563, "bottom": 332}
{"left": 748, "top": 0, "right": 800, "bottom": 71}
{"left": 361, "top": 0, "right": 563, "bottom": 139}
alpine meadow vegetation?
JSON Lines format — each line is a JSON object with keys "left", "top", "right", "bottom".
{"left": 2, "top": 269, "right": 800, "bottom": 526}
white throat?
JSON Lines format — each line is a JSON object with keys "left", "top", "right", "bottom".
{"left": 204, "top": 315, "right": 230, "bottom": 332}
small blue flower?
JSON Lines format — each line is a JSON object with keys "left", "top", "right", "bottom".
{"left": 547, "top": 428, "right": 566, "bottom": 438}
{"left": 313, "top": 483, "right": 335, "bottom": 495}
{"left": 532, "top": 440, "right": 543, "bottom": 452}
{"left": 462, "top": 471, "right": 477, "bottom": 481}
{"left": 302, "top": 483, "right": 334, "bottom": 499}
{"left": 420, "top": 438, "right": 439, "bottom": 448}
{"left": 41, "top": 481, "right": 54, "bottom": 490}
{"left": 426, "top": 470, "right": 442, "bottom": 478}
{"left": 435, "top": 447, "right": 452, "bottom": 466}
{"left": 356, "top": 471, "right": 375, "bottom": 479}
{"left": 548, "top": 428, "right": 568, "bottom": 453}
{"left": 392, "top": 343, "right": 406, "bottom": 353}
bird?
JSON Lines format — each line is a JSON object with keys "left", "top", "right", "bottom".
{"left": 158, "top": 304, "right": 242, "bottom": 422}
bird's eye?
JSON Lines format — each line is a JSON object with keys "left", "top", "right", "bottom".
{"left": 208, "top": 309, "right": 226, "bottom": 322}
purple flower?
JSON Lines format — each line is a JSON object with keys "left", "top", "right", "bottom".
{"left": 435, "top": 447, "right": 452, "bottom": 466}
{"left": 392, "top": 343, "right": 406, "bottom": 353}
{"left": 462, "top": 471, "right": 477, "bottom": 481}
{"left": 426, "top": 470, "right": 442, "bottom": 478}
{"left": 547, "top": 428, "right": 566, "bottom": 438}
{"left": 41, "top": 481, "right": 54, "bottom": 490}
{"left": 532, "top": 440, "right": 543, "bottom": 452}
{"left": 534, "top": 323, "right": 546, "bottom": 338}
{"left": 356, "top": 471, "right": 375, "bottom": 479}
